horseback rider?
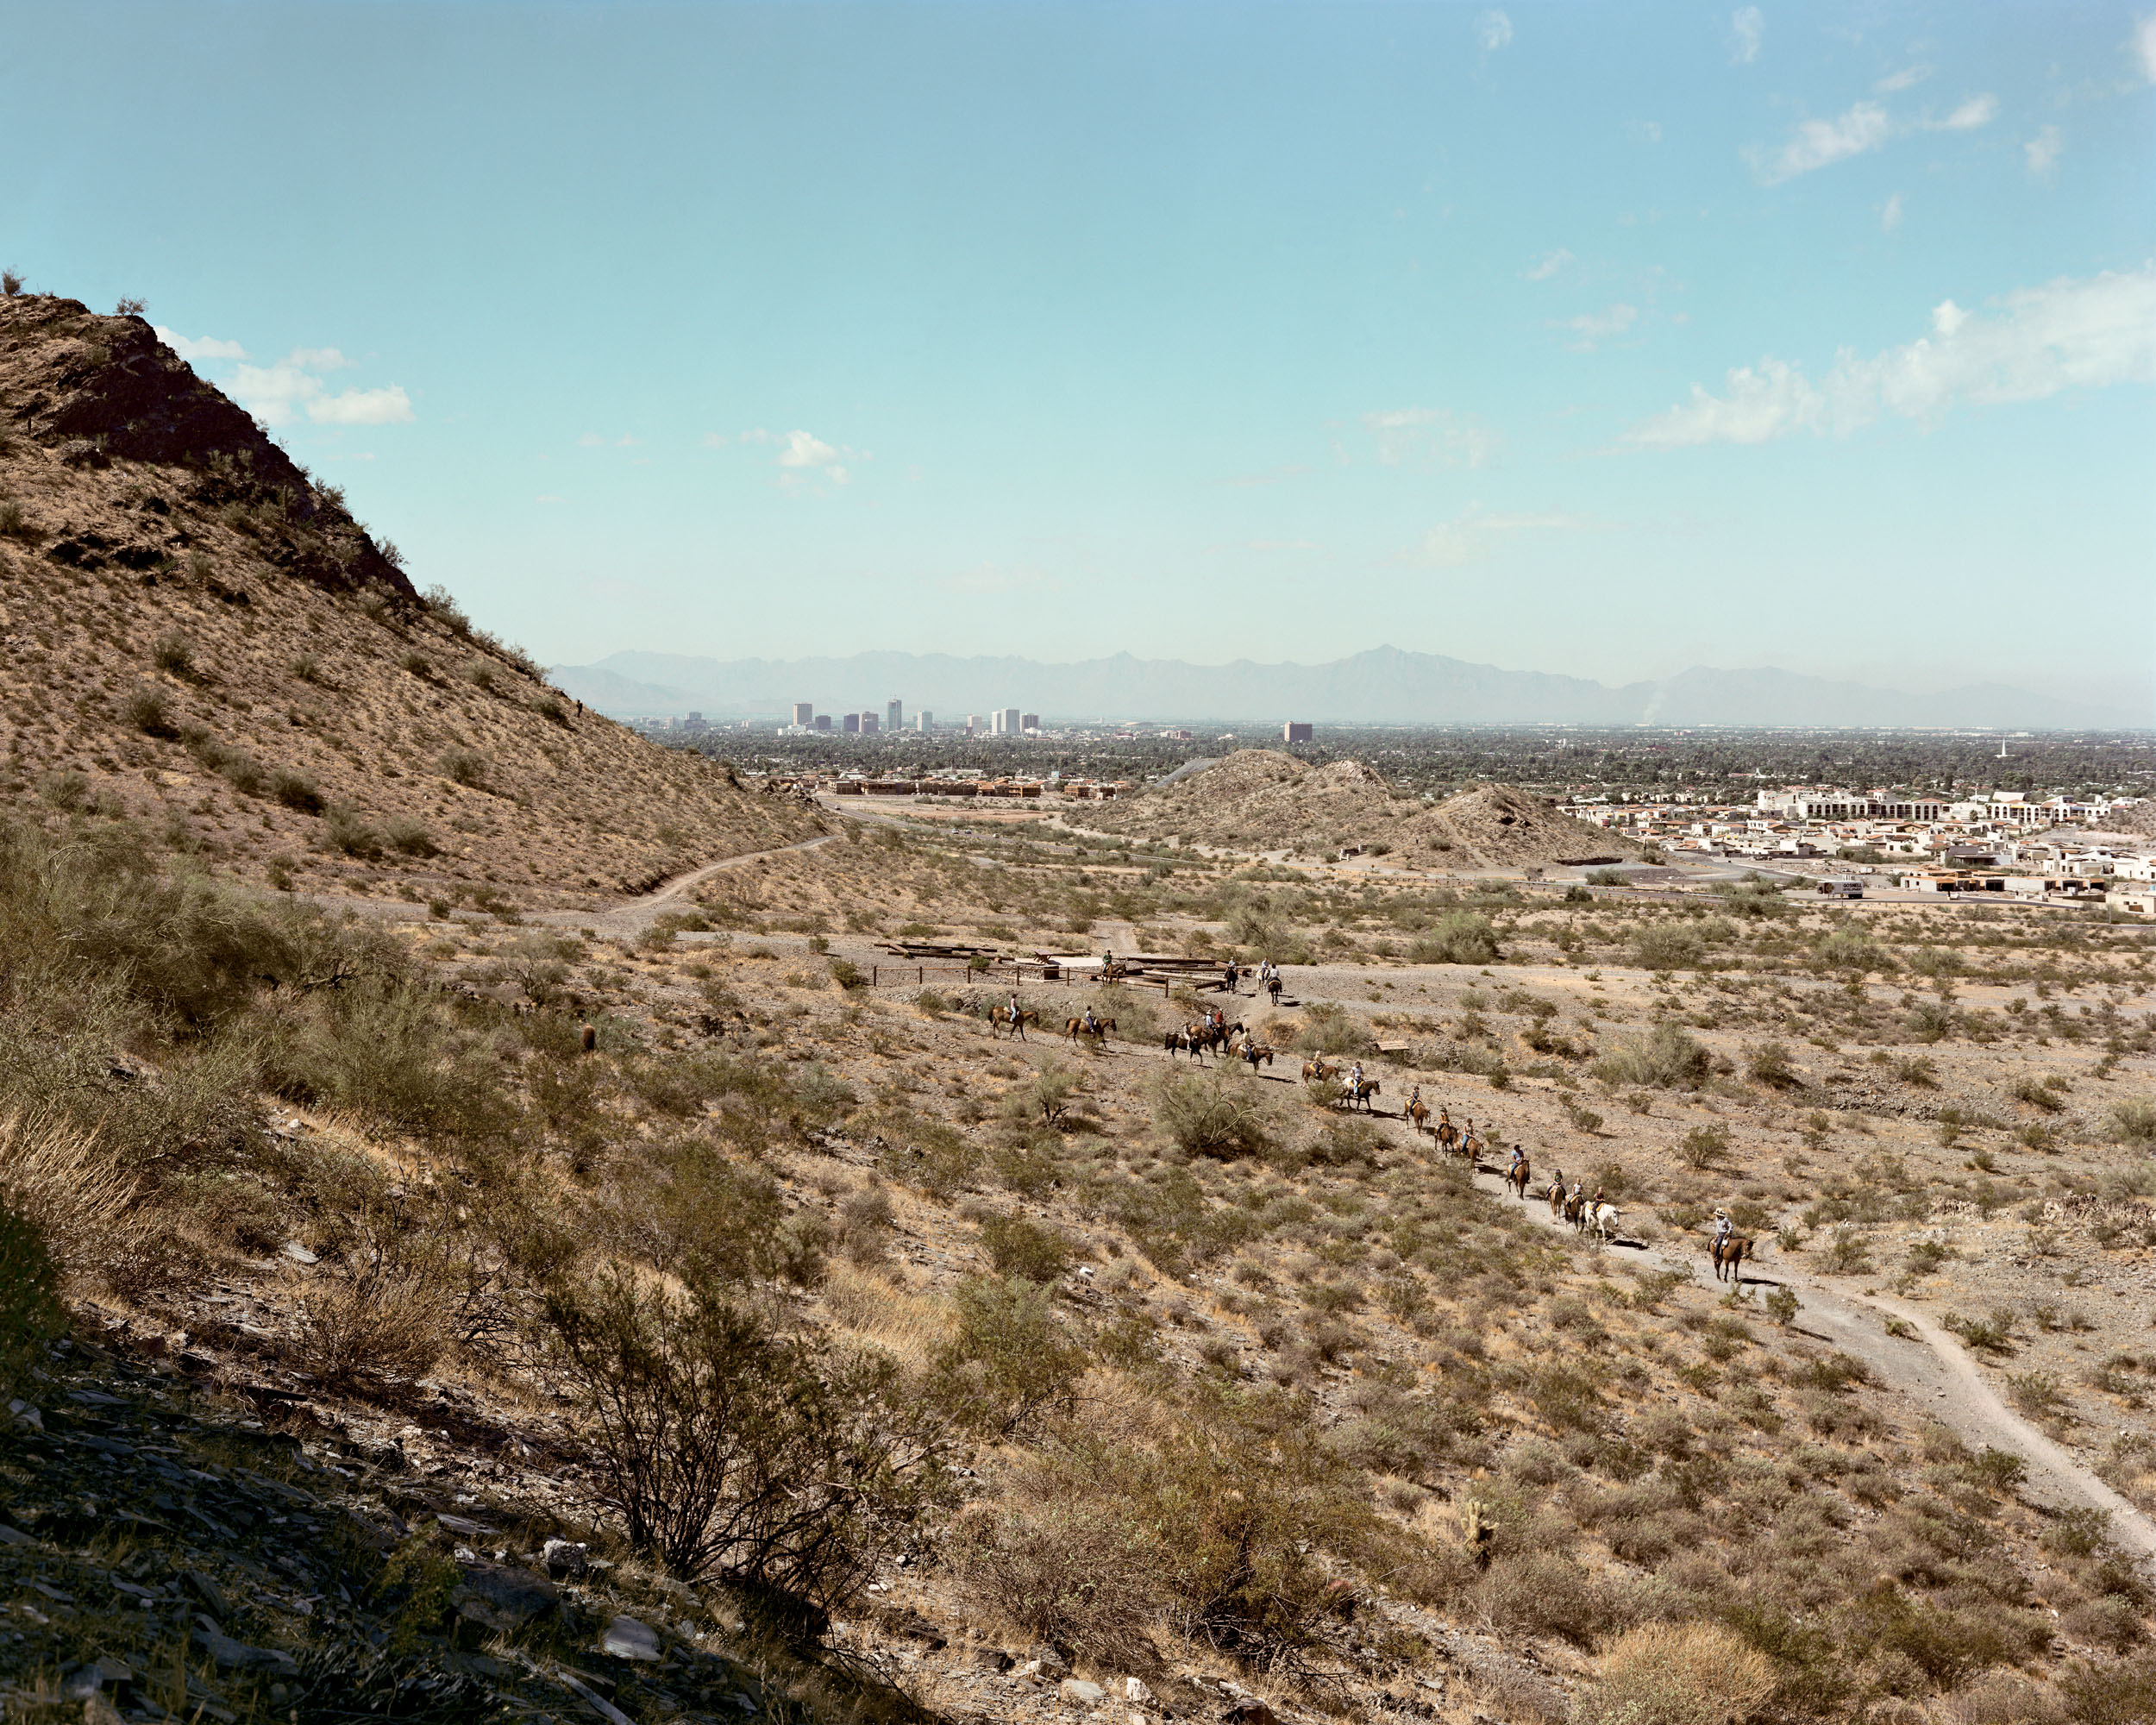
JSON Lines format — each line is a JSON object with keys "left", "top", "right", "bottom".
{"left": 1508, "top": 1142, "right": 1526, "bottom": 1174}
{"left": 1083, "top": 1005, "right": 1099, "bottom": 1034}
{"left": 1008, "top": 991, "right": 1021, "bottom": 1026}
{"left": 1409, "top": 1083, "right": 1423, "bottom": 1112}
{"left": 1225, "top": 958, "right": 1239, "bottom": 993}
{"left": 1348, "top": 1060, "right": 1364, "bottom": 1094}
{"left": 1714, "top": 1209, "right": 1733, "bottom": 1247}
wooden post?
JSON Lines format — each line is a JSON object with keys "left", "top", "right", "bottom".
{"left": 872, "top": 964, "right": 878, "bottom": 987}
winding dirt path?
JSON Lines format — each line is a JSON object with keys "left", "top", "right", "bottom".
{"left": 1445, "top": 1148, "right": 2156, "bottom": 1559}
{"left": 528, "top": 832, "right": 837, "bottom": 938}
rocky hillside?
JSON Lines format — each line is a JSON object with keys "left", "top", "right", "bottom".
{"left": 0, "top": 293, "right": 819, "bottom": 909}
{"left": 1084, "top": 749, "right": 1639, "bottom": 867}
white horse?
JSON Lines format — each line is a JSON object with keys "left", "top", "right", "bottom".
{"left": 1588, "top": 1202, "right": 1622, "bottom": 1243}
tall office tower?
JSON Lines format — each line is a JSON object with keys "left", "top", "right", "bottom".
{"left": 998, "top": 706, "right": 1021, "bottom": 735}
{"left": 887, "top": 699, "right": 903, "bottom": 731}
{"left": 917, "top": 712, "right": 933, "bottom": 732}
{"left": 861, "top": 712, "right": 880, "bottom": 735}
{"left": 843, "top": 712, "right": 861, "bottom": 735}
{"left": 792, "top": 702, "right": 815, "bottom": 728}
{"left": 1021, "top": 713, "right": 1038, "bottom": 732}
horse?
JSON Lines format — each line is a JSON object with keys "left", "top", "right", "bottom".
{"left": 1505, "top": 1151, "right": 1532, "bottom": 1201}
{"left": 1344, "top": 1076, "right": 1381, "bottom": 1113}
{"left": 1546, "top": 1178, "right": 1567, "bottom": 1221}
{"left": 1588, "top": 1202, "right": 1622, "bottom": 1244}
{"left": 1302, "top": 1057, "right": 1336, "bottom": 1086}
{"left": 1238, "top": 1038, "right": 1275, "bottom": 1071}
{"left": 1711, "top": 1233, "right": 1755, "bottom": 1283}
{"left": 1066, "top": 1015, "right": 1116, "bottom": 1045}
{"left": 988, "top": 1005, "right": 1039, "bottom": 1040}
{"left": 1406, "top": 1096, "right": 1431, "bottom": 1135}
{"left": 1164, "top": 1026, "right": 1203, "bottom": 1062}
{"left": 1433, "top": 1110, "right": 1459, "bottom": 1155}
{"left": 1266, "top": 975, "right": 1283, "bottom": 1005}
{"left": 1563, "top": 1187, "right": 1589, "bottom": 1229}
{"left": 1461, "top": 1122, "right": 1485, "bottom": 1165}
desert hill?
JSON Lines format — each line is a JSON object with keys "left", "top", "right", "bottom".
{"left": 0, "top": 293, "right": 819, "bottom": 906}
{"left": 1082, "top": 747, "right": 1640, "bottom": 865}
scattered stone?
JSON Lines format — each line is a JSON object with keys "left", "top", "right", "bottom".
{"left": 1223, "top": 1700, "right": 1277, "bottom": 1725}
{"left": 451, "top": 1562, "right": 559, "bottom": 1632}
{"left": 973, "top": 1647, "right": 1015, "bottom": 1672}
{"left": 601, "top": 1613, "right": 662, "bottom": 1660}
{"left": 1030, "top": 1646, "right": 1070, "bottom": 1678}
{"left": 540, "top": 1536, "right": 590, "bottom": 1578}
{"left": 1125, "top": 1677, "right": 1156, "bottom": 1707}
{"left": 192, "top": 1626, "right": 299, "bottom": 1677}
{"left": 1061, "top": 1678, "right": 1106, "bottom": 1706}
{"left": 184, "top": 1569, "right": 230, "bottom": 1619}
{"left": 279, "top": 1240, "right": 318, "bottom": 1264}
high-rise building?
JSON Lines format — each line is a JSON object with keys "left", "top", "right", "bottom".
{"left": 996, "top": 706, "right": 1021, "bottom": 735}
{"left": 1021, "top": 713, "right": 1039, "bottom": 732}
{"left": 792, "top": 702, "right": 815, "bottom": 728}
{"left": 843, "top": 712, "right": 861, "bottom": 735}
{"left": 686, "top": 712, "right": 705, "bottom": 731}
{"left": 965, "top": 714, "right": 980, "bottom": 733}
{"left": 813, "top": 714, "right": 831, "bottom": 731}
{"left": 887, "top": 699, "right": 903, "bottom": 731}
{"left": 861, "top": 712, "right": 880, "bottom": 735}
{"left": 917, "top": 711, "right": 933, "bottom": 732}
{"left": 1282, "top": 721, "right": 1313, "bottom": 743}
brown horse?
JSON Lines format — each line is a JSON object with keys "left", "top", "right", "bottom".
{"left": 1407, "top": 1096, "right": 1431, "bottom": 1135}
{"left": 1343, "top": 1076, "right": 1381, "bottom": 1113}
{"left": 1461, "top": 1120, "right": 1485, "bottom": 1164}
{"left": 1433, "top": 1108, "right": 1459, "bottom": 1154}
{"left": 989, "top": 1006, "right": 1040, "bottom": 1039}
{"left": 1505, "top": 1150, "right": 1532, "bottom": 1200}
{"left": 1238, "top": 1038, "right": 1275, "bottom": 1071}
{"left": 1546, "top": 1177, "right": 1567, "bottom": 1221}
{"left": 1066, "top": 1015, "right": 1117, "bottom": 1044}
{"left": 1302, "top": 1057, "right": 1336, "bottom": 1085}
{"left": 1166, "top": 1026, "right": 1209, "bottom": 1062}
{"left": 1711, "top": 1233, "right": 1755, "bottom": 1283}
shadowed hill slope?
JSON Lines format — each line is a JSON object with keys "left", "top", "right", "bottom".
{"left": 0, "top": 294, "right": 820, "bottom": 907}
{"left": 1083, "top": 748, "right": 1640, "bottom": 865}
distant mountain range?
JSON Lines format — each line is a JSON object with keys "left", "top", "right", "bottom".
{"left": 550, "top": 646, "right": 2142, "bottom": 731}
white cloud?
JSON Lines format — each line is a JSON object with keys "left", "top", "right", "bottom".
{"left": 1881, "top": 191, "right": 1904, "bottom": 232}
{"left": 1526, "top": 248, "right": 1575, "bottom": 281}
{"left": 1932, "top": 93, "right": 1998, "bottom": 131}
{"left": 287, "top": 347, "right": 352, "bottom": 373}
{"left": 1413, "top": 505, "right": 1599, "bottom": 568}
{"left": 2134, "top": 13, "right": 2156, "bottom": 83}
{"left": 1624, "top": 266, "right": 2156, "bottom": 448}
{"left": 1361, "top": 407, "right": 1499, "bottom": 468}
{"left": 306, "top": 385, "right": 412, "bottom": 426}
{"left": 1551, "top": 304, "right": 1639, "bottom": 349}
{"left": 1752, "top": 100, "right": 1892, "bottom": 183}
{"left": 1874, "top": 65, "right": 1929, "bottom": 93}
{"left": 154, "top": 328, "right": 246, "bottom": 364}
{"left": 1730, "top": 7, "right": 1764, "bottom": 65}
{"left": 737, "top": 426, "right": 856, "bottom": 485}
{"left": 1632, "top": 119, "right": 1664, "bottom": 144}
{"left": 2024, "top": 124, "right": 2063, "bottom": 176}
{"left": 1477, "top": 9, "right": 1512, "bottom": 50}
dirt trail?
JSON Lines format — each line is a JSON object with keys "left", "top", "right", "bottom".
{"left": 530, "top": 832, "right": 837, "bottom": 937}
{"left": 1441, "top": 1145, "right": 2156, "bottom": 1560}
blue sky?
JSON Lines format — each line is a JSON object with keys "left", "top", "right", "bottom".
{"left": 4, "top": 2, "right": 2153, "bottom": 712}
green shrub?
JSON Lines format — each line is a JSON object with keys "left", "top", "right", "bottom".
{"left": 383, "top": 817, "right": 437, "bottom": 857}
{"left": 827, "top": 957, "right": 865, "bottom": 990}
{"left": 1407, "top": 912, "right": 1500, "bottom": 966}
{"left": 122, "top": 683, "right": 178, "bottom": 737}
{"left": 931, "top": 1275, "right": 1087, "bottom": 1439}
{"left": 1595, "top": 1022, "right": 1711, "bottom": 1091}
{"left": 1633, "top": 923, "right": 1706, "bottom": 971}
{"left": 546, "top": 1268, "right": 952, "bottom": 1603}
{"left": 0, "top": 1200, "right": 65, "bottom": 1389}
{"left": 977, "top": 1214, "right": 1072, "bottom": 1283}
{"left": 323, "top": 806, "right": 384, "bottom": 859}
{"left": 438, "top": 747, "right": 488, "bottom": 789}
{"left": 2104, "top": 1096, "right": 2156, "bottom": 1147}
{"left": 1154, "top": 1070, "right": 1273, "bottom": 1159}
{"left": 270, "top": 768, "right": 324, "bottom": 813}
{"left": 1746, "top": 1038, "right": 1798, "bottom": 1087}
{"left": 1678, "top": 1123, "right": 1729, "bottom": 1170}
{"left": 150, "top": 630, "right": 194, "bottom": 677}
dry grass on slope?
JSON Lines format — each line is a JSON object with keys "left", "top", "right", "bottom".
{"left": 0, "top": 294, "right": 820, "bottom": 907}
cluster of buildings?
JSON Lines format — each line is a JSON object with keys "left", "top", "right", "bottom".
{"left": 769, "top": 768, "right": 1131, "bottom": 801}
{"left": 780, "top": 700, "right": 1050, "bottom": 737}
{"left": 1569, "top": 785, "right": 2154, "bottom": 912}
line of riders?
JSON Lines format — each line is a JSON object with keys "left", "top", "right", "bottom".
{"left": 975, "top": 977, "right": 1760, "bottom": 1279}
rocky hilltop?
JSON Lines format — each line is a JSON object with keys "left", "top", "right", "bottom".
{"left": 1084, "top": 748, "right": 1640, "bottom": 865}
{"left": 0, "top": 294, "right": 818, "bottom": 906}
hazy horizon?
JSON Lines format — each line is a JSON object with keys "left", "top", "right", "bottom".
{"left": 5, "top": 2, "right": 2152, "bottom": 716}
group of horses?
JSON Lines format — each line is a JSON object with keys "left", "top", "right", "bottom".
{"left": 977, "top": 995, "right": 1760, "bottom": 1280}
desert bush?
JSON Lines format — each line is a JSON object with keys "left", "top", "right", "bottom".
{"left": 977, "top": 1213, "right": 1072, "bottom": 1283}
{"left": 1908, "top": 1001, "right": 1958, "bottom": 1044}
{"left": 644, "top": 1144, "right": 825, "bottom": 1289}
{"left": 546, "top": 1267, "right": 952, "bottom": 1606}
{"left": 0, "top": 1113, "right": 151, "bottom": 1282}
{"left": 289, "top": 1227, "right": 450, "bottom": 1386}
{"left": 2104, "top": 1096, "right": 2156, "bottom": 1147}
{"left": 122, "top": 683, "right": 179, "bottom": 737}
{"left": 1935, "top": 1670, "right": 2071, "bottom": 1724}
{"left": 383, "top": 817, "right": 438, "bottom": 857}
{"left": 1678, "top": 1123, "right": 1729, "bottom": 1170}
{"left": 438, "top": 747, "right": 489, "bottom": 789}
{"left": 1575, "top": 1620, "right": 1777, "bottom": 1725}
{"left": 323, "top": 806, "right": 384, "bottom": 859}
{"left": 0, "top": 1199, "right": 65, "bottom": 1390}
{"left": 2060, "top": 1648, "right": 2156, "bottom": 1722}
{"left": 0, "top": 499, "right": 34, "bottom": 541}
{"left": 150, "top": 630, "right": 195, "bottom": 677}
{"left": 1155, "top": 1070, "right": 1273, "bottom": 1159}
{"left": 1294, "top": 1000, "right": 1373, "bottom": 1057}
{"left": 1633, "top": 924, "right": 1707, "bottom": 971}
{"left": 1477, "top": 1550, "right": 1620, "bottom": 1646}
{"left": 827, "top": 957, "right": 866, "bottom": 990}
{"left": 1746, "top": 1038, "right": 1798, "bottom": 1087}
{"left": 1595, "top": 1022, "right": 1711, "bottom": 1091}
{"left": 948, "top": 1446, "right": 1160, "bottom": 1665}
{"left": 270, "top": 768, "right": 324, "bottom": 813}
{"left": 1407, "top": 912, "right": 1500, "bottom": 966}
{"left": 930, "top": 1274, "right": 1087, "bottom": 1439}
